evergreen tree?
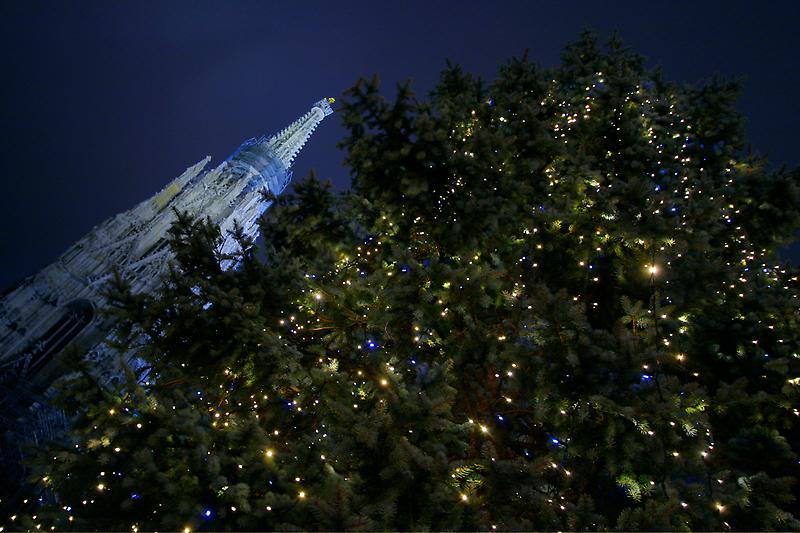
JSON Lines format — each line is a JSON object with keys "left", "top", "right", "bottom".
{"left": 10, "top": 33, "right": 800, "bottom": 531}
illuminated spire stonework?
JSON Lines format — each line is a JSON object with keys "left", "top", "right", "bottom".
{"left": 0, "top": 98, "right": 334, "bottom": 390}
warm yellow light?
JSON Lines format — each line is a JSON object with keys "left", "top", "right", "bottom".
{"left": 380, "top": 379, "right": 388, "bottom": 386}
{"left": 460, "top": 494, "right": 468, "bottom": 502}
{"left": 647, "top": 265, "right": 658, "bottom": 275}
{"left": 716, "top": 503, "right": 725, "bottom": 512}
{"left": 479, "top": 425, "right": 489, "bottom": 434}
{"left": 97, "top": 483, "right": 105, "bottom": 491}
{"left": 298, "top": 491, "right": 306, "bottom": 499}
{"left": 184, "top": 527, "right": 191, "bottom": 533}
{"left": 265, "top": 449, "right": 274, "bottom": 458}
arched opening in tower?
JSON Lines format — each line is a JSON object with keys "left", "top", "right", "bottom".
{"left": 26, "top": 299, "right": 95, "bottom": 377}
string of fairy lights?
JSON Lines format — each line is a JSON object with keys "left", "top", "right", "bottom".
{"left": 11, "top": 68, "right": 797, "bottom": 532}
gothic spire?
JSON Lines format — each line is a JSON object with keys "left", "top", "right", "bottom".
{"left": 268, "top": 98, "right": 335, "bottom": 168}
{"left": 0, "top": 97, "right": 335, "bottom": 454}
{"left": 225, "top": 97, "right": 334, "bottom": 197}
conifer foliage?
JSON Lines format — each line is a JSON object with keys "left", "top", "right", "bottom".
{"left": 14, "top": 34, "right": 800, "bottom": 531}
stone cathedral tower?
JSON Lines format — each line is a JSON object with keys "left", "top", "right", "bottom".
{"left": 0, "top": 98, "right": 334, "bottom": 402}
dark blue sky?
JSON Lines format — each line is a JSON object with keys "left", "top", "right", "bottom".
{"left": 1, "top": 1, "right": 798, "bottom": 289}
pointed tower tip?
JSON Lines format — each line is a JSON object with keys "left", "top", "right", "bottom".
{"left": 244, "top": 98, "right": 333, "bottom": 170}
{"left": 315, "top": 98, "right": 335, "bottom": 117}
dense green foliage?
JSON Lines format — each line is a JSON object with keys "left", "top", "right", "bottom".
{"left": 13, "top": 34, "right": 800, "bottom": 531}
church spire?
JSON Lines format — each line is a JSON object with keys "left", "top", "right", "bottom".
{"left": 0, "top": 97, "right": 335, "bottom": 383}
{"left": 268, "top": 98, "right": 335, "bottom": 168}
{"left": 0, "top": 97, "right": 334, "bottom": 478}
{"left": 225, "top": 98, "right": 334, "bottom": 197}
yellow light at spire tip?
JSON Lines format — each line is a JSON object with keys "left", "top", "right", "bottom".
{"left": 327, "top": 97, "right": 335, "bottom": 103}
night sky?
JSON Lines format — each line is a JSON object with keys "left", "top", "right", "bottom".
{"left": 1, "top": 1, "right": 798, "bottom": 290}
